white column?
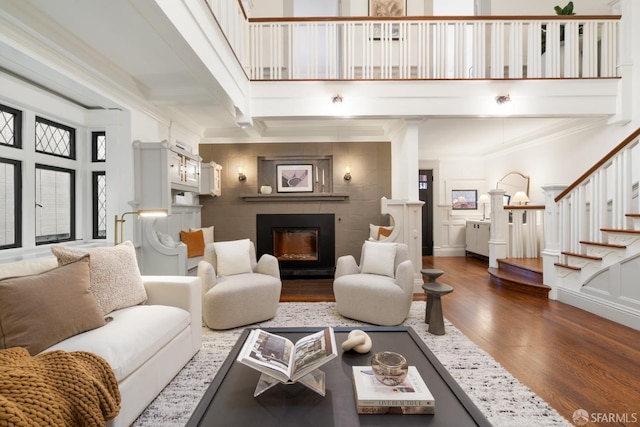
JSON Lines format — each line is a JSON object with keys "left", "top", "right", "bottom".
{"left": 390, "top": 119, "right": 422, "bottom": 201}
{"left": 488, "top": 188, "right": 507, "bottom": 268}
{"left": 541, "top": 184, "right": 568, "bottom": 300}
{"left": 381, "top": 197, "right": 425, "bottom": 291}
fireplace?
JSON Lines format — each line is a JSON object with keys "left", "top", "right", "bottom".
{"left": 256, "top": 214, "right": 335, "bottom": 278}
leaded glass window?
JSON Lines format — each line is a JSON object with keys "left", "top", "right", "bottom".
{"left": 0, "top": 104, "right": 22, "bottom": 148}
{"left": 92, "top": 131, "right": 106, "bottom": 162}
{"left": 35, "top": 117, "right": 75, "bottom": 159}
{"left": 93, "top": 172, "right": 107, "bottom": 239}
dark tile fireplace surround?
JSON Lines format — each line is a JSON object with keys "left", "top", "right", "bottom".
{"left": 256, "top": 213, "right": 335, "bottom": 279}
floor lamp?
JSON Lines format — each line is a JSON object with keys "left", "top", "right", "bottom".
{"left": 114, "top": 209, "right": 168, "bottom": 245}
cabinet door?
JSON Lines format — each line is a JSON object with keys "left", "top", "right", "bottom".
{"left": 168, "top": 151, "right": 182, "bottom": 185}
{"left": 465, "top": 222, "right": 477, "bottom": 253}
{"left": 477, "top": 223, "right": 490, "bottom": 257}
{"left": 183, "top": 157, "right": 200, "bottom": 187}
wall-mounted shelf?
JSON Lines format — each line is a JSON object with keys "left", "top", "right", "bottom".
{"left": 242, "top": 193, "right": 349, "bottom": 202}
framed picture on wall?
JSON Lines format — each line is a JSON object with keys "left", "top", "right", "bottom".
{"left": 452, "top": 189, "right": 478, "bottom": 210}
{"left": 369, "top": 0, "right": 406, "bottom": 17}
{"left": 277, "top": 164, "right": 313, "bottom": 193}
{"left": 369, "top": 0, "right": 406, "bottom": 40}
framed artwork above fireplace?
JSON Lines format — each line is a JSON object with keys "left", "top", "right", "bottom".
{"left": 277, "top": 164, "right": 314, "bottom": 193}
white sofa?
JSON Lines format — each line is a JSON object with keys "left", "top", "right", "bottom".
{"left": 0, "top": 255, "right": 202, "bottom": 427}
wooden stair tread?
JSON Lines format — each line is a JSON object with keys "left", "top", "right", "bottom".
{"left": 560, "top": 251, "right": 603, "bottom": 261}
{"left": 488, "top": 267, "right": 547, "bottom": 286}
{"left": 579, "top": 240, "right": 627, "bottom": 249}
{"left": 600, "top": 228, "right": 640, "bottom": 234}
{"left": 488, "top": 260, "right": 550, "bottom": 298}
{"left": 554, "top": 262, "right": 582, "bottom": 271}
{"left": 496, "top": 257, "right": 543, "bottom": 274}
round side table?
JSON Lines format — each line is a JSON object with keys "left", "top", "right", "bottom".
{"left": 421, "top": 281, "right": 454, "bottom": 335}
{"left": 420, "top": 268, "right": 444, "bottom": 283}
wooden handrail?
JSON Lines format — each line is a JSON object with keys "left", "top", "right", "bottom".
{"left": 505, "top": 205, "right": 545, "bottom": 210}
{"left": 555, "top": 127, "right": 640, "bottom": 203}
{"left": 237, "top": 0, "right": 248, "bottom": 20}
{"left": 249, "top": 15, "right": 620, "bottom": 23}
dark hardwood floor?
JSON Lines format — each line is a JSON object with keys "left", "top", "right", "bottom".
{"left": 281, "top": 256, "right": 640, "bottom": 426}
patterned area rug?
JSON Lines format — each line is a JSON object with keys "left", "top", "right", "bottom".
{"left": 133, "top": 302, "right": 571, "bottom": 426}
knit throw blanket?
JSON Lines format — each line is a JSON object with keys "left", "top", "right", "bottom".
{"left": 0, "top": 347, "right": 121, "bottom": 426}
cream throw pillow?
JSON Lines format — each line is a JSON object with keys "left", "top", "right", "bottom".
{"left": 213, "top": 239, "right": 252, "bottom": 276}
{"left": 156, "top": 231, "right": 177, "bottom": 248}
{"left": 369, "top": 224, "right": 394, "bottom": 241}
{"left": 360, "top": 241, "right": 398, "bottom": 278}
{"left": 190, "top": 226, "right": 214, "bottom": 245}
{"left": 52, "top": 241, "right": 147, "bottom": 315}
{"left": 0, "top": 256, "right": 105, "bottom": 355}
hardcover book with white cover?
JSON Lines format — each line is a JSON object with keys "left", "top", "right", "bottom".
{"left": 352, "top": 366, "right": 435, "bottom": 414}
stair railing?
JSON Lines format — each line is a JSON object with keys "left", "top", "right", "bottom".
{"left": 542, "top": 128, "right": 640, "bottom": 298}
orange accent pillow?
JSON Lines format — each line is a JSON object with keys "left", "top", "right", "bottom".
{"left": 378, "top": 226, "right": 393, "bottom": 240}
{"left": 181, "top": 229, "right": 205, "bottom": 258}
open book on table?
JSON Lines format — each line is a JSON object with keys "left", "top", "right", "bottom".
{"left": 236, "top": 327, "right": 338, "bottom": 384}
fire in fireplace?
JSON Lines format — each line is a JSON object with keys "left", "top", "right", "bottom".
{"left": 257, "top": 214, "right": 335, "bottom": 278}
{"left": 273, "top": 229, "right": 318, "bottom": 261}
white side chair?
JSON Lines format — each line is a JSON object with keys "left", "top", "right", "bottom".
{"left": 333, "top": 241, "right": 414, "bottom": 326}
{"left": 197, "top": 239, "right": 281, "bottom": 330}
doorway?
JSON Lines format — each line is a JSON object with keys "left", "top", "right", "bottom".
{"left": 419, "top": 169, "right": 434, "bottom": 256}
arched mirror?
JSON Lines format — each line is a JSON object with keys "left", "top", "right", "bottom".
{"left": 496, "top": 172, "right": 530, "bottom": 205}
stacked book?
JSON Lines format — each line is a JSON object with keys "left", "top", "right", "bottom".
{"left": 351, "top": 366, "right": 435, "bottom": 414}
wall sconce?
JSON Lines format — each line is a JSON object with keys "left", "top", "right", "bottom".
{"left": 478, "top": 194, "right": 490, "bottom": 221}
{"left": 495, "top": 94, "right": 511, "bottom": 104}
{"left": 343, "top": 166, "right": 352, "bottom": 181}
{"left": 238, "top": 167, "right": 246, "bottom": 182}
{"left": 512, "top": 191, "right": 530, "bottom": 205}
{"left": 332, "top": 94, "right": 343, "bottom": 104}
{"left": 114, "top": 209, "right": 168, "bottom": 245}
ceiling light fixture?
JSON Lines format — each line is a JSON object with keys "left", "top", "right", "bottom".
{"left": 495, "top": 94, "right": 511, "bottom": 105}
{"left": 332, "top": 94, "right": 343, "bottom": 104}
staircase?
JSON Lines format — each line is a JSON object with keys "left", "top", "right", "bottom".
{"left": 488, "top": 258, "right": 551, "bottom": 297}
{"left": 554, "top": 220, "right": 640, "bottom": 289}
{"left": 543, "top": 129, "right": 640, "bottom": 331}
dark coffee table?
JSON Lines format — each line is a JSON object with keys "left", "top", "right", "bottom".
{"left": 186, "top": 327, "right": 491, "bottom": 427}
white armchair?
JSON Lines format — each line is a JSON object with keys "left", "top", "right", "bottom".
{"left": 333, "top": 241, "right": 414, "bottom": 326}
{"left": 197, "top": 239, "right": 281, "bottom": 330}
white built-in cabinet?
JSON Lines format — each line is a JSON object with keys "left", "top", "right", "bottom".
{"left": 133, "top": 140, "right": 203, "bottom": 212}
{"left": 133, "top": 140, "right": 205, "bottom": 275}
{"left": 465, "top": 220, "right": 490, "bottom": 258}
{"left": 169, "top": 146, "right": 201, "bottom": 192}
{"left": 200, "top": 161, "right": 223, "bottom": 197}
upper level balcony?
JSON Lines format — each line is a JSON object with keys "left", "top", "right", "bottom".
{"left": 210, "top": 2, "right": 620, "bottom": 82}
{"left": 201, "top": 2, "right": 624, "bottom": 130}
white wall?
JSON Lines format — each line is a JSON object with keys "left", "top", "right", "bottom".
{"left": 491, "top": 0, "right": 612, "bottom": 15}
{"left": 433, "top": 0, "right": 474, "bottom": 15}
{"left": 248, "top": 0, "right": 430, "bottom": 17}
{"left": 246, "top": 0, "right": 612, "bottom": 17}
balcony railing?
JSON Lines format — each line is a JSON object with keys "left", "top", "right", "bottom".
{"left": 205, "top": 2, "right": 620, "bottom": 82}
{"left": 248, "top": 16, "right": 619, "bottom": 81}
